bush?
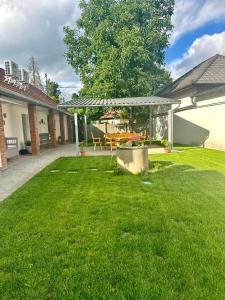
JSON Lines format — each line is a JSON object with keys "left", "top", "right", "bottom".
{"left": 25, "top": 140, "right": 31, "bottom": 146}
{"left": 161, "top": 139, "right": 168, "bottom": 148}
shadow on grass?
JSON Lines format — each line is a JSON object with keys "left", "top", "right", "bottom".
{"left": 149, "top": 160, "right": 174, "bottom": 173}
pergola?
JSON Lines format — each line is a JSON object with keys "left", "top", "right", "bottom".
{"left": 58, "top": 96, "right": 180, "bottom": 154}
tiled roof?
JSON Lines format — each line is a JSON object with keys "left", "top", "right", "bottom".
{"left": 100, "top": 111, "right": 119, "bottom": 120}
{"left": 0, "top": 68, "right": 57, "bottom": 109}
{"left": 159, "top": 54, "right": 225, "bottom": 96}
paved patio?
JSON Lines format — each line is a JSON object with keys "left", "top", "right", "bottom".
{"left": 0, "top": 143, "right": 164, "bottom": 202}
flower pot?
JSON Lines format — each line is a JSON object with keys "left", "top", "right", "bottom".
{"left": 164, "top": 148, "right": 171, "bottom": 153}
{"left": 117, "top": 145, "right": 148, "bottom": 174}
{"left": 26, "top": 145, "right": 32, "bottom": 154}
{"left": 80, "top": 151, "right": 86, "bottom": 157}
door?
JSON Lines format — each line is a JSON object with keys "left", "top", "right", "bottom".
{"left": 21, "top": 114, "right": 29, "bottom": 143}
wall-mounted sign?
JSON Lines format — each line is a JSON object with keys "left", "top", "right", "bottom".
{"left": 4, "top": 76, "right": 29, "bottom": 91}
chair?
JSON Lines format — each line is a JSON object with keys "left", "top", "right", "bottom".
{"left": 104, "top": 133, "right": 121, "bottom": 151}
{"left": 91, "top": 132, "right": 102, "bottom": 150}
{"left": 5, "top": 137, "right": 19, "bottom": 160}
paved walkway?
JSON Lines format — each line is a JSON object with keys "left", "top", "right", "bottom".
{"left": 0, "top": 143, "right": 164, "bottom": 202}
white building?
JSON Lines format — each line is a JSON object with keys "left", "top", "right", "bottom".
{"left": 156, "top": 54, "right": 225, "bottom": 151}
{"left": 0, "top": 66, "right": 73, "bottom": 171}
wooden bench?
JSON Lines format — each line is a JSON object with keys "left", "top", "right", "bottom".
{"left": 5, "top": 137, "right": 19, "bottom": 159}
{"left": 39, "top": 133, "right": 50, "bottom": 147}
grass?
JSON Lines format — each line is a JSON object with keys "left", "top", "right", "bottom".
{"left": 1, "top": 148, "right": 225, "bottom": 299}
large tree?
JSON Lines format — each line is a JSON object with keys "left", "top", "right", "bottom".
{"left": 64, "top": 0, "right": 174, "bottom": 99}
{"left": 45, "top": 79, "right": 61, "bottom": 103}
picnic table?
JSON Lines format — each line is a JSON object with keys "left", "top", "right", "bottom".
{"left": 104, "top": 132, "right": 145, "bottom": 151}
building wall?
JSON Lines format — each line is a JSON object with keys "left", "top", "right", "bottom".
{"left": 64, "top": 115, "right": 68, "bottom": 141}
{"left": 2, "top": 101, "right": 30, "bottom": 149}
{"left": 37, "top": 108, "right": 49, "bottom": 134}
{"left": 173, "top": 95, "right": 225, "bottom": 151}
{"left": 152, "top": 105, "right": 169, "bottom": 140}
{"left": 2, "top": 101, "right": 69, "bottom": 151}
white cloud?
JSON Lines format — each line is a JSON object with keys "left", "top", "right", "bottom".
{"left": 0, "top": 0, "right": 81, "bottom": 98}
{"left": 171, "top": 0, "right": 225, "bottom": 44}
{"left": 167, "top": 31, "right": 225, "bottom": 79}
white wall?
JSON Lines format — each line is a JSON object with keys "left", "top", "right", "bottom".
{"left": 64, "top": 115, "right": 68, "bottom": 141}
{"left": 1, "top": 101, "right": 69, "bottom": 160}
{"left": 37, "top": 108, "right": 49, "bottom": 134}
{"left": 2, "top": 101, "right": 30, "bottom": 149}
{"left": 174, "top": 95, "right": 225, "bottom": 151}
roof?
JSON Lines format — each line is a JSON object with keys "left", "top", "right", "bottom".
{"left": 100, "top": 111, "right": 120, "bottom": 120}
{"left": 0, "top": 68, "right": 70, "bottom": 115}
{"left": 159, "top": 54, "right": 225, "bottom": 96}
{"left": 58, "top": 96, "right": 180, "bottom": 108}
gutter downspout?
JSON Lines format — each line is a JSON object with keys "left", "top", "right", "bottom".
{"left": 191, "top": 96, "right": 197, "bottom": 107}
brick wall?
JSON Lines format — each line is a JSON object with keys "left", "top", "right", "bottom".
{"left": 28, "top": 104, "right": 40, "bottom": 155}
{"left": 0, "top": 103, "right": 7, "bottom": 170}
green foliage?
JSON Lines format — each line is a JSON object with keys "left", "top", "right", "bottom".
{"left": 161, "top": 138, "right": 168, "bottom": 147}
{"left": 46, "top": 79, "right": 61, "bottom": 103}
{"left": 72, "top": 92, "right": 79, "bottom": 100}
{"left": 25, "top": 140, "right": 31, "bottom": 146}
{"left": 64, "top": 0, "right": 174, "bottom": 99}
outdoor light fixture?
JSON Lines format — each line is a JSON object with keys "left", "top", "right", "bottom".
{"left": 39, "top": 119, "right": 45, "bottom": 125}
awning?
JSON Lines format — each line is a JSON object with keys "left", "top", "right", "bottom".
{"left": 58, "top": 96, "right": 180, "bottom": 155}
{"left": 58, "top": 96, "right": 180, "bottom": 108}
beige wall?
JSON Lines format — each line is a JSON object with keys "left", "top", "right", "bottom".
{"left": 87, "top": 123, "right": 128, "bottom": 139}
{"left": 1, "top": 100, "right": 69, "bottom": 157}
{"left": 2, "top": 101, "right": 30, "bottom": 149}
{"left": 37, "top": 107, "right": 49, "bottom": 134}
{"left": 173, "top": 95, "right": 225, "bottom": 151}
{"left": 64, "top": 115, "right": 68, "bottom": 141}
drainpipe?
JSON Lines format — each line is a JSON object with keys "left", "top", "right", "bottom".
{"left": 191, "top": 96, "right": 197, "bottom": 107}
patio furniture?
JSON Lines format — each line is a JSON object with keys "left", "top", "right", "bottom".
{"left": 91, "top": 132, "right": 102, "bottom": 150}
{"left": 5, "top": 137, "right": 19, "bottom": 160}
{"left": 104, "top": 132, "right": 145, "bottom": 151}
{"left": 39, "top": 133, "right": 50, "bottom": 147}
{"left": 105, "top": 134, "right": 121, "bottom": 151}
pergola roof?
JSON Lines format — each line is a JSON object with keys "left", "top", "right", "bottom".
{"left": 58, "top": 96, "right": 180, "bottom": 108}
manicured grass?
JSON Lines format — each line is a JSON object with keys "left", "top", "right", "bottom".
{"left": 1, "top": 148, "right": 225, "bottom": 299}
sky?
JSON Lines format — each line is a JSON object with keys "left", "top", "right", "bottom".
{"left": 0, "top": 0, "right": 225, "bottom": 99}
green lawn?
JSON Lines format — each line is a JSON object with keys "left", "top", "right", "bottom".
{"left": 1, "top": 148, "right": 225, "bottom": 299}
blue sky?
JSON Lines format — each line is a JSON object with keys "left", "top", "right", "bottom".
{"left": 166, "top": 22, "right": 225, "bottom": 64}
{"left": 166, "top": 0, "right": 225, "bottom": 78}
{"left": 0, "top": 0, "right": 225, "bottom": 98}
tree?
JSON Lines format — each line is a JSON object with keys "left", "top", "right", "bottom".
{"left": 72, "top": 92, "right": 79, "bottom": 100}
{"left": 28, "top": 56, "right": 43, "bottom": 90}
{"left": 45, "top": 79, "right": 61, "bottom": 103}
{"left": 64, "top": 0, "right": 174, "bottom": 99}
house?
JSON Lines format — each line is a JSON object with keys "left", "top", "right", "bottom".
{"left": 99, "top": 111, "right": 121, "bottom": 125}
{"left": 156, "top": 54, "right": 225, "bottom": 151}
{"left": 0, "top": 66, "right": 73, "bottom": 171}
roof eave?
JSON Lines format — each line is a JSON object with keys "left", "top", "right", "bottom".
{"left": 0, "top": 86, "right": 72, "bottom": 116}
